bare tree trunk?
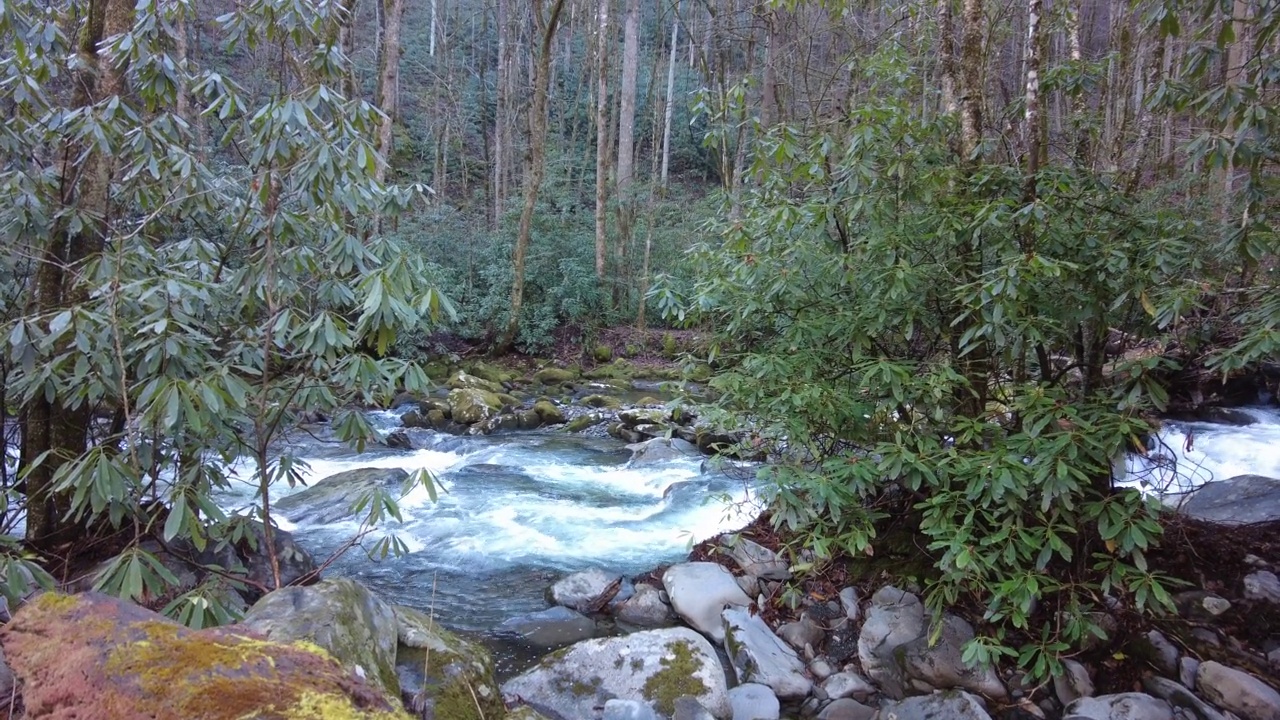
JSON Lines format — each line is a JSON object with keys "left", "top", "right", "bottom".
{"left": 959, "top": 0, "right": 983, "bottom": 161}
{"left": 660, "top": 2, "right": 679, "bottom": 190}
{"left": 615, "top": 0, "right": 640, "bottom": 282}
{"left": 594, "top": 0, "right": 611, "bottom": 286}
{"left": 939, "top": 0, "right": 958, "bottom": 115}
{"left": 375, "top": 0, "right": 405, "bottom": 185}
{"left": 494, "top": 0, "right": 510, "bottom": 224}
{"left": 1067, "top": 0, "right": 1088, "bottom": 165}
{"left": 502, "top": 0, "right": 569, "bottom": 350}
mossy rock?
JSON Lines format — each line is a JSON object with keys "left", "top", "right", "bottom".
{"left": 622, "top": 344, "right": 641, "bottom": 358}
{"left": 1, "top": 592, "right": 407, "bottom": 719}
{"left": 661, "top": 333, "right": 678, "bottom": 359}
{"left": 496, "top": 392, "right": 522, "bottom": 408}
{"left": 532, "top": 366, "right": 579, "bottom": 385}
{"left": 447, "top": 371, "right": 503, "bottom": 394}
{"left": 564, "top": 413, "right": 607, "bottom": 433}
{"left": 579, "top": 394, "right": 622, "bottom": 409}
{"left": 393, "top": 606, "right": 504, "bottom": 720}
{"left": 448, "top": 388, "right": 502, "bottom": 425}
{"left": 634, "top": 396, "right": 662, "bottom": 406}
{"left": 465, "top": 361, "right": 513, "bottom": 385}
{"left": 592, "top": 344, "right": 613, "bottom": 363}
{"left": 243, "top": 578, "right": 402, "bottom": 701}
{"left": 533, "top": 400, "right": 565, "bottom": 424}
{"left": 422, "top": 360, "right": 452, "bottom": 381}
{"left": 583, "top": 360, "right": 636, "bottom": 381}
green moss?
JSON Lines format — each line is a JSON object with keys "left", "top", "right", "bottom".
{"left": 583, "top": 360, "right": 636, "bottom": 380}
{"left": 580, "top": 394, "right": 621, "bottom": 409}
{"left": 32, "top": 592, "right": 79, "bottom": 613}
{"left": 533, "top": 366, "right": 579, "bottom": 385}
{"left": 641, "top": 640, "right": 708, "bottom": 717}
{"left": 661, "top": 333, "right": 678, "bottom": 359}
{"left": 592, "top": 345, "right": 613, "bottom": 362}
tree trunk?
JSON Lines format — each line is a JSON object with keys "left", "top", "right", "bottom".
{"left": 375, "top": 0, "right": 405, "bottom": 186}
{"left": 22, "top": 0, "right": 132, "bottom": 551}
{"left": 615, "top": 0, "right": 640, "bottom": 282}
{"left": 939, "top": 0, "right": 957, "bottom": 116}
{"left": 494, "top": 0, "right": 510, "bottom": 223}
{"left": 594, "top": 0, "right": 611, "bottom": 286}
{"left": 501, "top": 0, "right": 568, "bottom": 351}
{"left": 659, "top": 4, "right": 679, "bottom": 190}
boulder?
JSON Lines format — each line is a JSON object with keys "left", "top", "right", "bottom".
{"left": 533, "top": 367, "right": 579, "bottom": 385}
{"left": 615, "top": 583, "right": 675, "bottom": 627}
{"left": 628, "top": 437, "right": 699, "bottom": 466}
{"left": 856, "top": 585, "right": 925, "bottom": 699}
{"left": 236, "top": 522, "right": 317, "bottom": 600}
{"left": 879, "top": 691, "right": 993, "bottom": 720}
{"left": 619, "top": 408, "right": 667, "bottom": 427}
{"left": 1064, "top": 693, "right": 1174, "bottom": 720}
{"left": 0, "top": 592, "right": 404, "bottom": 719}
{"left": 897, "top": 614, "right": 1007, "bottom": 699}
{"left": 551, "top": 568, "right": 622, "bottom": 612}
{"left": 449, "top": 387, "right": 502, "bottom": 425}
{"left": 728, "top": 683, "right": 780, "bottom": 720}
{"left": 275, "top": 467, "right": 409, "bottom": 525}
{"left": 242, "top": 577, "right": 400, "bottom": 698}
{"left": 393, "top": 606, "right": 504, "bottom": 720}
{"left": 1054, "top": 659, "right": 1096, "bottom": 706}
{"left": 722, "top": 607, "right": 811, "bottom": 699}
{"left": 581, "top": 394, "right": 622, "bottom": 409}
{"left": 1180, "top": 475, "right": 1280, "bottom": 525}
{"left": 566, "top": 412, "right": 609, "bottom": 433}
{"left": 495, "top": 606, "right": 597, "bottom": 647}
{"left": 384, "top": 429, "right": 412, "bottom": 449}
{"left": 533, "top": 399, "right": 566, "bottom": 425}
{"left": 447, "top": 371, "right": 503, "bottom": 394}
{"left": 1195, "top": 661, "right": 1280, "bottom": 720}
{"left": 662, "top": 563, "right": 752, "bottom": 643}
{"left": 722, "top": 536, "right": 790, "bottom": 580}
{"left": 501, "top": 627, "right": 731, "bottom": 719}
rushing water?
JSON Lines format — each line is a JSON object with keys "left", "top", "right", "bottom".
{"left": 1124, "top": 406, "right": 1280, "bottom": 497}
{"left": 214, "top": 411, "right": 760, "bottom": 637}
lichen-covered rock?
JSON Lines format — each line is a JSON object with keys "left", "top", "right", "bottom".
{"left": 449, "top": 387, "right": 502, "bottom": 425}
{"left": 662, "top": 563, "right": 751, "bottom": 643}
{"left": 1064, "top": 693, "right": 1174, "bottom": 720}
{"left": 533, "top": 400, "right": 566, "bottom": 424}
{"left": 243, "top": 578, "right": 400, "bottom": 699}
{"left": 856, "top": 585, "right": 925, "bottom": 699}
{"left": 533, "top": 367, "right": 579, "bottom": 385}
{"left": 276, "top": 468, "right": 409, "bottom": 525}
{"left": 721, "top": 607, "right": 812, "bottom": 699}
{"left": 0, "top": 592, "right": 406, "bottom": 719}
{"left": 580, "top": 394, "right": 623, "bottom": 409}
{"left": 1195, "top": 661, "right": 1280, "bottom": 720}
{"left": 448, "top": 371, "right": 504, "bottom": 393}
{"left": 393, "top": 606, "right": 504, "bottom": 720}
{"left": 500, "top": 627, "right": 731, "bottom": 719}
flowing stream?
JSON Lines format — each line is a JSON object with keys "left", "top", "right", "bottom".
{"left": 1124, "top": 406, "right": 1280, "bottom": 497}
{"left": 215, "top": 411, "right": 759, "bottom": 635}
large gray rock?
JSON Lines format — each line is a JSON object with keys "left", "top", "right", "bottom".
{"left": 275, "top": 467, "right": 408, "bottom": 524}
{"left": 1196, "top": 661, "right": 1280, "bottom": 720}
{"left": 722, "top": 607, "right": 812, "bottom": 699}
{"left": 1142, "top": 676, "right": 1230, "bottom": 720}
{"left": 551, "top": 568, "right": 622, "bottom": 612}
{"left": 1244, "top": 570, "right": 1280, "bottom": 603}
{"left": 394, "top": 605, "right": 505, "bottom": 719}
{"left": 1180, "top": 475, "right": 1280, "bottom": 525}
{"left": 1054, "top": 659, "right": 1095, "bottom": 706}
{"left": 856, "top": 585, "right": 925, "bottom": 699}
{"left": 242, "top": 577, "right": 399, "bottom": 698}
{"left": 1064, "top": 693, "right": 1174, "bottom": 720}
{"left": 663, "top": 563, "right": 751, "bottom": 643}
{"left": 898, "top": 614, "right": 1007, "bottom": 699}
{"left": 496, "top": 606, "right": 597, "bottom": 647}
{"left": 879, "top": 691, "right": 993, "bottom": 720}
{"left": 722, "top": 536, "right": 790, "bottom": 580}
{"left": 728, "top": 683, "right": 780, "bottom": 720}
{"left": 627, "top": 437, "right": 699, "bottom": 466}
{"left": 615, "top": 584, "right": 675, "bottom": 627}
{"left": 816, "top": 699, "right": 876, "bottom": 720}
{"left": 501, "top": 627, "right": 731, "bottom": 719}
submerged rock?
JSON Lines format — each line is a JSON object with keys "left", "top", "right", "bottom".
{"left": 496, "top": 606, "right": 597, "bottom": 647}
{"left": 627, "top": 437, "right": 698, "bottom": 466}
{"left": 242, "top": 577, "right": 401, "bottom": 699}
{"left": 0, "top": 592, "right": 405, "bottom": 719}
{"left": 393, "top": 606, "right": 504, "bottom": 720}
{"left": 275, "top": 467, "right": 409, "bottom": 525}
{"left": 501, "top": 627, "right": 731, "bottom": 719}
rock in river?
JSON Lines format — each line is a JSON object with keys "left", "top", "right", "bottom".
{"left": 1180, "top": 475, "right": 1280, "bottom": 525}
{"left": 275, "top": 467, "right": 409, "bottom": 525}
{"left": 662, "top": 562, "right": 751, "bottom": 643}
{"left": 501, "top": 627, "right": 732, "bottom": 719}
